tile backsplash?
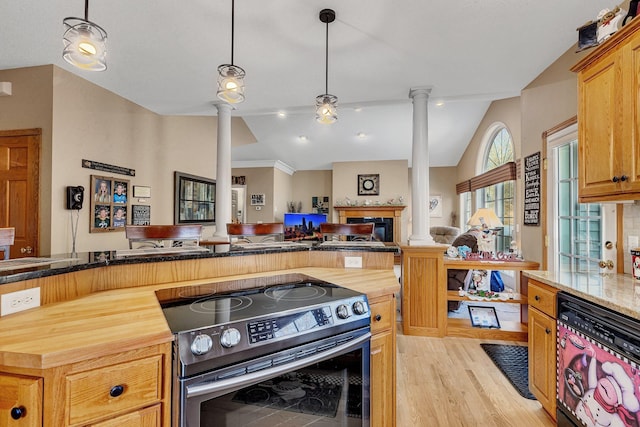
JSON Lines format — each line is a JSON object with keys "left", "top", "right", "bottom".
{"left": 623, "top": 201, "right": 640, "bottom": 275}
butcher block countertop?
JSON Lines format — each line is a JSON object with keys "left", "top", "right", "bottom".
{"left": 0, "top": 267, "right": 399, "bottom": 370}
{"left": 523, "top": 270, "right": 640, "bottom": 320}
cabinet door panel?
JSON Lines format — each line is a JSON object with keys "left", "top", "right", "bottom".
{"left": 0, "top": 373, "right": 42, "bottom": 427}
{"left": 371, "top": 331, "right": 394, "bottom": 427}
{"left": 90, "top": 404, "right": 161, "bottom": 427}
{"left": 528, "top": 309, "right": 556, "bottom": 419}
{"left": 626, "top": 31, "right": 640, "bottom": 192}
{"left": 578, "top": 49, "right": 622, "bottom": 199}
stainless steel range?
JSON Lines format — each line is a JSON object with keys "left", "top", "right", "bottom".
{"left": 156, "top": 273, "right": 371, "bottom": 427}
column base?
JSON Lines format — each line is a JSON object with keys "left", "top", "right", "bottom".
{"left": 408, "top": 235, "right": 437, "bottom": 246}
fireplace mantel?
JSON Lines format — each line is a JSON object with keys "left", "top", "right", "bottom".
{"left": 334, "top": 205, "right": 406, "bottom": 243}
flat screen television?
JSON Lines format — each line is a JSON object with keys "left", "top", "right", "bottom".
{"left": 284, "top": 213, "right": 327, "bottom": 241}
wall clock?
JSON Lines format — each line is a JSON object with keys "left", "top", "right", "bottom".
{"left": 358, "top": 174, "right": 380, "bottom": 196}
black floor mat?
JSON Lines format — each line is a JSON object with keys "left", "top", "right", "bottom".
{"left": 480, "top": 344, "right": 536, "bottom": 400}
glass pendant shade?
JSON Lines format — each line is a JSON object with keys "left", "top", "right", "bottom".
{"left": 315, "top": 94, "right": 338, "bottom": 124}
{"left": 217, "top": 64, "right": 245, "bottom": 104}
{"left": 62, "top": 17, "right": 107, "bottom": 71}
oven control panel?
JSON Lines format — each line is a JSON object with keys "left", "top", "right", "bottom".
{"left": 177, "top": 296, "right": 370, "bottom": 374}
{"left": 248, "top": 307, "right": 332, "bottom": 344}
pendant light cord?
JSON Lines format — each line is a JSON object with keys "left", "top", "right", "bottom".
{"left": 325, "top": 19, "right": 329, "bottom": 95}
{"left": 84, "top": 0, "right": 89, "bottom": 21}
{"left": 231, "top": 0, "right": 235, "bottom": 65}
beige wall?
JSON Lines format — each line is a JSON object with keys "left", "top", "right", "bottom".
{"left": 0, "top": 65, "right": 54, "bottom": 252}
{"left": 332, "top": 160, "right": 410, "bottom": 242}
{"left": 428, "top": 167, "right": 459, "bottom": 228}
{"left": 291, "top": 170, "right": 333, "bottom": 215}
{"left": 454, "top": 44, "right": 594, "bottom": 264}
{"left": 231, "top": 167, "right": 275, "bottom": 223}
{"left": 519, "top": 44, "right": 592, "bottom": 264}
{"left": 273, "top": 168, "right": 293, "bottom": 222}
{"left": 2, "top": 65, "right": 255, "bottom": 254}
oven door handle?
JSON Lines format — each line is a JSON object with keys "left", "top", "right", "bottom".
{"left": 186, "top": 332, "right": 371, "bottom": 399}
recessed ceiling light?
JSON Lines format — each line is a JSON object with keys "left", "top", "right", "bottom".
{"left": 435, "top": 101, "right": 445, "bottom": 107}
{"left": 298, "top": 135, "right": 308, "bottom": 142}
{"left": 354, "top": 107, "right": 363, "bottom": 112}
{"left": 277, "top": 111, "right": 287, "bottom": 118}
{"left": 356, "top": 132, "right": 366, "bottom": 139}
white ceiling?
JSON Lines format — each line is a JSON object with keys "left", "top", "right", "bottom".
{"left": 0, "top": 0, "right": 609, "bottom": 170}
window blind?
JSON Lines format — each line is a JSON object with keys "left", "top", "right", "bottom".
{"left": 456, "top": 161, "right": 517, "bottom": 194}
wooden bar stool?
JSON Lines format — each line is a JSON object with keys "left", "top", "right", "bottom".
{"left": 320, "top": 223, "right": 374, "bottom": 242}
{"left": 125, "top": 225, "right": 202, "bottom": 249}
{"left": 227, "top": 223, "right": 284, "bottom": 243}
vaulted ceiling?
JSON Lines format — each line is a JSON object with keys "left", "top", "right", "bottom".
{"left": 1, "top": 0, "right": 610, "bottom": 169}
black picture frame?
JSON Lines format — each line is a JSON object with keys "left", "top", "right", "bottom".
{"left": 174, "top": 171, "right": 216, "bottom": 225}
{"left": 358, "top": 174, "right": 380, "bottom": 196}
{"left": 468, "top": 305, "right": 501, "bottom": 329}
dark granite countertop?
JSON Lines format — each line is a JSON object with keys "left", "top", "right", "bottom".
{"left": 0, "top": 242, "right": 400, "bottom": 285}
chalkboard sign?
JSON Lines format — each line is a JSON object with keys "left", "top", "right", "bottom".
{"left": 132, "top": 205, "right": 151, "bottom": 225}
{"left": 524, "top": 152, "right": 541, "bottom": 226}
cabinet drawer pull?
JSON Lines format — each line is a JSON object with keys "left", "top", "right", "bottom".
{"left": 621, "top": 175, "right": 628, "bottom": 182}
{"left": 10, "top": 406, "right": 25, "bottom": 420}
{"left": 612, "top": 176, "right": 619, "bottom": 183}
{"left": 545, "top": 328, "right": 551, "bottom": 334}
{"left": 534, "top": 295, "right": 540, "bottom": 301}
{"left": 374, "top": 314, "right": 382, "bottom": 322}
{"left": 109, "top": 385, "right": 125, "bottom": 398}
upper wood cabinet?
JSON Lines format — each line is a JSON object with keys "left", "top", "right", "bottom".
{"left": 572, "top": 18, "right": 640, "bottom": 202}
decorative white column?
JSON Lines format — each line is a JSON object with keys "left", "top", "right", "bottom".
{"left": 212, "top": 102, "right": 232, "bottom": 241}
{"left": 409, "top": 87, "right": 435, "bottom": 245}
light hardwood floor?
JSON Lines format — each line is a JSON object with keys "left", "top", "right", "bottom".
{"left": 395, "top": 325, "right": 556, "bottom": 427}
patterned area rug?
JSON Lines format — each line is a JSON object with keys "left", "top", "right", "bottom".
{"left": 480, "top": 344, "right": 536, "bottom": 400}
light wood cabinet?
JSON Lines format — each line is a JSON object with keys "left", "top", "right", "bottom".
{"left": 527, "top": 280, "right": 558, "bottom": 419}
{"left": 369, "top": 295, "right": 396, "bottom": 427}
{"left": 0, "top": 373, "right": 42, "bottom": 427}
{"left": 572, "top": 17, "right": 640, "bottom": 202}
{"left": 0, "top": 343, "right": 171, "bottom": 427}
{"left": 65, "top": 355, "right": 164, "bottom": 426}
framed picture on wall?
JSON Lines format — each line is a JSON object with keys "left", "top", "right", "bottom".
{"left": 90, "top": 175, "right": 130, "bottom": 233}
{"left": 174, "top": 172, "right": 216, "bottom": 224}
{"left": 358, "top": 174, "right": 379, "bottom": 196}
{"left": 250, "top": 194, "right": 266, "bottom": 206}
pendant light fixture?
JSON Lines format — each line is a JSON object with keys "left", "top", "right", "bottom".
{"left": 217, "top": 0, "right": 245, "bottom": 104}
{"left": 62, "top": 0, "right": 107, "bottom": 71}
{"left": 316, "top": 8, "right": 337, "bottom": 124}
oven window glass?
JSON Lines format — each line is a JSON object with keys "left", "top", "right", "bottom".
{"left": 198, "top": 348, "right": 367, "bottom": 427}
{"left": 557, "top": 323, "right": 640, "bottom": 426}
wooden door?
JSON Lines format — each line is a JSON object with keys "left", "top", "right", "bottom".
{"left": 0, "top": 129, "right": 40, "bottom": 258}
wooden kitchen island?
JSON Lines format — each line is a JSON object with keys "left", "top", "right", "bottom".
{"left": 0, "top": 247, "right": 399, "bottom": 427}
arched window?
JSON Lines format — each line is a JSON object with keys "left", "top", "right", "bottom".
{"left": 479, "top": 126, "right": 515, "bottom": 252}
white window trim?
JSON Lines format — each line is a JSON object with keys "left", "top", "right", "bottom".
{"left": 546, "top": 123, "right": 577, "bottom": 272}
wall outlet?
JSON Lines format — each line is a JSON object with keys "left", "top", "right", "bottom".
{"left": 1, "top": 288, "right": 41, "bottom": 316}
{"left": 629, "top": 235, "right": 639, "bottom": 249}
{"left": 345, "top": 256, "right": 363, "bottom": 268}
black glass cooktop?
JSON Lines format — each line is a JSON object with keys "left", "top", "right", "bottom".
{"left": 156, "top": 273, "right": 364, "bottom": 333}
